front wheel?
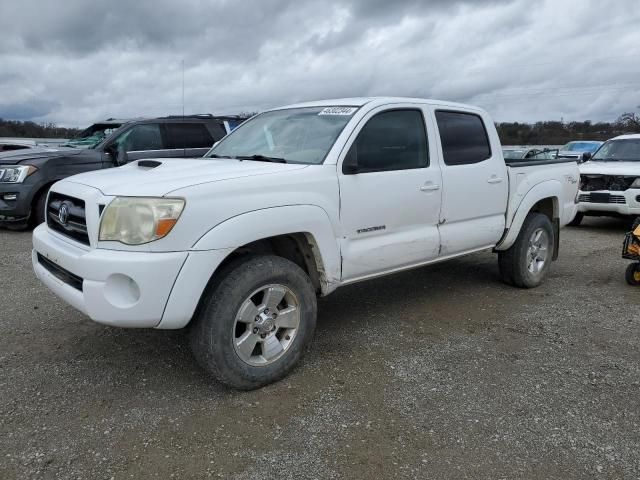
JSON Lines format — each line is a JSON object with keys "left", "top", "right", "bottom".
{"left": 31, "top": 188, "right": 49, "bottom": 226}
{"left": 567, "top": 212, "right": 583, "bottom": 227}
{"left": 189, "top": 255, "right": 317, "bottom": 390}
{"left": 625, "top": 263, "right": 640, "bottom": 286}
{"left": 498, "top": 212, "right": 555, "bottom": 288}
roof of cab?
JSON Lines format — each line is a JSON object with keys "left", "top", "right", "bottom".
{"left": 612, "top": 134, "right": 640, "bottom": 140}
{"left": 274, "top": 96, "right": 485, "bottom": 112}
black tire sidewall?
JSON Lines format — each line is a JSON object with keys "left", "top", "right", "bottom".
{"left": 32, "top": 188, "right": 48, "bottom": 226}
{"left": 567, "top": 212, "right": 583, "bottom": 226}
{"left": 625, "top": 263, "right": 640, "bottom": 286}
{"left": 512, "top": 213, "right": 554, "bottom": 288}
{"left": 191, "top": 255, "right": 317, "bottom": 389}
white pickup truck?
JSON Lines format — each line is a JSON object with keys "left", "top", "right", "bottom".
{"left": 32, "top": 97, "right": 579, "bottom": 389}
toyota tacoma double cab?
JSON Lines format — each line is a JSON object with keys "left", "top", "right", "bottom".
{"left": 32, "top": 97, "right": 579, "bottom": 389}
{"left": 0, "top": 115, "right": 244, "bottom": 229}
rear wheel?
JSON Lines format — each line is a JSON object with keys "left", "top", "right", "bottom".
{"left": 567, "top": 212, "right": 583, "bottom": 226}
{"left": 499, "top": 213, "right": 554, "bottom": 288}
{"left": 189, "top": 255, "right": 317, "bottom": 390}
{"left": 625, "top": 263, "right": 640, "bottom": 286}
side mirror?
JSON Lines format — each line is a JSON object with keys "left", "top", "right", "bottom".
{"left": 581, "top": 152, "right": 592, "bottom": 162}
{"left": 114, "top": 143, "right": 129, "bottom": 165}
{"left": 342, "top": 146, "right": 360, "bottom": 174}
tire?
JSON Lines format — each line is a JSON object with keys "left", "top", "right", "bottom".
{"left": 567, "top": 212, "right": 583, "bottom": 227}
{"left": 498, "top": 212, "right": 555, "bottom": 288}
{"left": 625, "top": 263, "right": 640, "bottom": 286}
{"left": 189, "top": 255, "right": 317, "bottom": 390}
{"left": 31, "top": 188, "right": 48, "bottom": 226}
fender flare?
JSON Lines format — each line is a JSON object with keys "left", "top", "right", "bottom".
{"left": 495, "top": 180, "right": 561, "bottom": 251}
{"left": 192, "top": 204, "right": 342, "bottom": 291}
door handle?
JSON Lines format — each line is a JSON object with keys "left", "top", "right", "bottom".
{"left": 420, "top": 183, "right": 441, "bottom": 192}
{"left": 487, "top": 176, "right": 504, "bottom": 184}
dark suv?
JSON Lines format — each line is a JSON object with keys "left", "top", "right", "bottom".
{"left": 0, "top": 115, "right": 245, "bottom": 229}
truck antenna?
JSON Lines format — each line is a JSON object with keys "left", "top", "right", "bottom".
{"left": 181, "top": 59, "right": 185, "bottom": 118}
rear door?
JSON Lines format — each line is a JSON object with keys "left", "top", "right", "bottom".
{"left": 164, "top": 122, "right": 217, "bottom": 158}
{"left": 433, "top": 110, "right": 508, "bottom": 255}
{"left": 339, "top": 106, "right": 442, "bottom": 281}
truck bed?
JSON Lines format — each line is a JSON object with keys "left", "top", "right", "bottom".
{"left": 505, "top": 157, "right": 578, "bottom": 168}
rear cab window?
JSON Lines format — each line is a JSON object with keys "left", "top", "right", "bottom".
{"left": 435, "top": 111, "right": 492, "bottom": 166}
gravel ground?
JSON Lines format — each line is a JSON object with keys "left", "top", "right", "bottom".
{"left": 1, "top": 218, "right": 639, "bottom": 479}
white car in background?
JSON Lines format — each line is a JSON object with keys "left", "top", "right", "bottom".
{"left": 571, "top": 134, "right": 640, "bottom": 225}
{"left": 502, "top": 147, "right": 557, "bottom": 161}
{"left": 558, "top": 140, "right": 603, "bottom": 162}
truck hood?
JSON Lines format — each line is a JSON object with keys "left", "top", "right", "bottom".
{"left": 580, "top": 161, "right": 640, "bottom": 176}
{"left": 63, "top": 158, "right": 309, "bottom": 196}
{"left": 0, "top": 147, "right": 82, "bottom": 165}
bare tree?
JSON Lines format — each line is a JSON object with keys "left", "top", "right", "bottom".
{"left": 616, "top": 112, "right": 640, "bottom": 132}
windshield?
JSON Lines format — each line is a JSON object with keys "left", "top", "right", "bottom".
{"left": 206, "top": 106, "right": 358, "bottom": 164}
{"left": 61, "top": 123, "right": 122, "bottom": 149}
{"left": 561, "top": 141, "right": 601, "bottom": 152}
{"left": 592, "top": 139, "right": 640, "bottom": 162}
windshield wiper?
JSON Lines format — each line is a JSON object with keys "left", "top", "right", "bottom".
{"left": 236, "top": 154, "right": 287, "bottom": 163}
{"left": 209, "top": 154, "right": 233, "bottom": 159}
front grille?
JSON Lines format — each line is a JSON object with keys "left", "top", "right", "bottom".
{"left": 578, "top": 193, "right": 626, "bottom": 204}
{"left": 47, "top": 192, "right": 90, "bottom": 245}
{"left": 37, "top": 253, "right": 83, "bottom": 291}
{"left": 580, "top": 174, "right": 635, "bottom": 192}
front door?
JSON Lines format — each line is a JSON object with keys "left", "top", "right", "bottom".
{"left": 339, "top": 107, "right": 442, "bottom": 282}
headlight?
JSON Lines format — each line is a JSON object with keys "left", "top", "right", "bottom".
{"left": 0, "top": 165, "right": 37, "bottom": 183}
{"left": 631, "top": 178, "right": 640, "bottom": 188}
{"left": 99, "top": 197, "right": 185, "bottom": 245}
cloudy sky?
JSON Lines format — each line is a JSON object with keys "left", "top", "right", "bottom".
{"left": 0, "top": 0, "right": 639, "bottom": 126}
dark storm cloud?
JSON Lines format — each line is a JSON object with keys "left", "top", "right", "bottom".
{"left": 0, "top": 0, "right": 506, "bottom": 55}
{"left": 0, "top": 101, "right": 58, "bottom": 120}
{"left": 0, "top": 0, "right": 638, "bottom": 126}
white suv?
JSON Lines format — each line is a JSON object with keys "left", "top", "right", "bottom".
{"left": 571, "top": 134, "right": 640, "bottom": 225}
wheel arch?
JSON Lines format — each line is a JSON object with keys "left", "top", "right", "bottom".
{"left": 191, "top": 205, "right": 341, "bottom": 293}
{"left": 159, "top": 206, "right": 341, "bottom": 330}
{"left": 496, "top": 180, "right": 561, "bottom": 251}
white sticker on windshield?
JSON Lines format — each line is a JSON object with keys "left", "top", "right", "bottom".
{"left": 318, "top": 107, "right": 357, "bottom": 116}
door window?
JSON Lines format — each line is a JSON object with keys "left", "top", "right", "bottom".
{"left": 435, "top": 111, "right": 491, "bottom": 166}
{"left": 165, "top": 123, "right": 214, "bottom": 149}
{"left": 116, "top": 124, "right": 164, "bottom": 152}
{"left": 344, "top": 109, "right": 428, "bottom": 174}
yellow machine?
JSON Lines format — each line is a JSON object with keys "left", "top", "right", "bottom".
{"left": 623, "top": 223, "right": 640, "bottom": 285}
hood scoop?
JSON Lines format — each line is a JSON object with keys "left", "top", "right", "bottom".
{"left": 137, "top": 160, "right": 162, "bottom": 169}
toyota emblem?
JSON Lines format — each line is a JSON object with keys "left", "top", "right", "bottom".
{"left": 58, "top": 203, "right": 70, "bottom": 225}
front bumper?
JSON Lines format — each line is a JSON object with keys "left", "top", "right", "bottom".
{"left": 32, "top": 224, "right": 234, "bottom": 329}
{"left": 33, "top": 224, "right": 188, "bottom": 328}
{"left": 0, "top": 183, "right": 33, "bottom": 224}
{"left": 576, "top": 189, "right": 640, "bottom": 216}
